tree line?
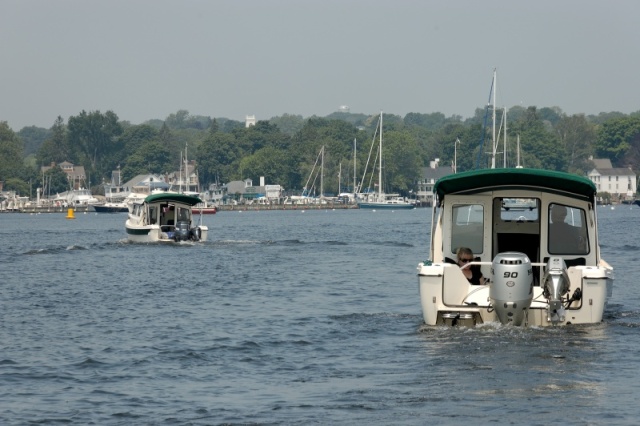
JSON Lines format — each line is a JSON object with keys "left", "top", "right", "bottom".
{"left": 1, "top": 106, "right": 640, "bottom": 198}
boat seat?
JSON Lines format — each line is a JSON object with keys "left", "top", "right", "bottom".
{"left": 444, "top": 256, "right": 483, "bottom": 282}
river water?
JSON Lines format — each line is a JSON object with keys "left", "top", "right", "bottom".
{"left": 1, "top": 206, "right": 638, "bottom": 425}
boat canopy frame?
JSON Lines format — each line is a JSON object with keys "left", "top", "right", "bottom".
{"left": 434, "top": 168, "right": 597, "bottom": 203}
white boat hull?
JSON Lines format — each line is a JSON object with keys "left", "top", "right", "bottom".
{"left": 125, "top": 221, "right": 209, "bottom": 243}
{"left": 125, "top": 192, "right": 209, "bottom": 243}
{"left": 417, "top": 260, "right": 613, "bottom": 327}
{"left": 417, "top": 168, "right": 614, "bottom": 327}
{"left": 358, "top": 201, "right": 414, "bottom": 209}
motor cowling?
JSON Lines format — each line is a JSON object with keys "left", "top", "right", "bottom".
{"left": 174, "top": 220, "right": 191, "bottom": 241}
{"left": 190, "top": 226, "right": 202, "bottom": 241}
{"left": 490, "top": 252, "right": 534, "bottom": 326}
{"left": 542, "top": 256, "right": 570, "bottom": 325}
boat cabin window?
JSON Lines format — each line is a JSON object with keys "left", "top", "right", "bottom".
{"left": 450, "top": 204, "right": 484, "bottom": 255}
{"left": 149, "top": 207, "right": 157, "bottom": 224}
{"left": 548, "top": 203, "right": 589, "bottom": 255}
{"left": 500, "top": 198, "right": 538, "bottom": 222}
{"left": 177, "top": 207, "right": 190, "bottom": 222}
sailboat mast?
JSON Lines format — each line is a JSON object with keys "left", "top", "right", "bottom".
{"left": 185, "top": 144, "right": 189, "bottom": 193}
{"left": 503, "top": 108, "right": 507, "bottom": 168}
{"left": 491, "top": 69, "right": 497, "bottom": 169}
{"left": 378, "top": 111, "right": 383, "bottom": 197}
{"left": 353, "top": 138, "right": 357, "bottom": 195}
{"left": 320, "top": 145, "right": 324, "bottom": 198}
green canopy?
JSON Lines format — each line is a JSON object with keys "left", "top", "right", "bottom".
{"left": 144, "top": 192, "right": 202, "bottom": 206}
{"left": 434, "top": 168, "right": 597, "bottom": 201}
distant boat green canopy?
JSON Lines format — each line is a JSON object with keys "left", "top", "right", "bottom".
{"left": 434, "top": 168, "right": 597, "bottom": 201}
{"left": 144, "top": 192, "right": 202, "bottom": 205}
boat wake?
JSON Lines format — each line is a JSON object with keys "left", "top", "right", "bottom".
{"left": 23, "top": 245, "right": 89, "bottom": 255}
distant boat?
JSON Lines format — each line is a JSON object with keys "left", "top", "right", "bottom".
{"left": 93, "top": 201, "right": 129, "bottom": 213}
{"left": 125, "top": 192, "right": 208, "bottom": 243}
{"left": 192, "top": 200, "right": 217, "bottom": 214}
{"left": 64, "top": 188, "right": 99, "bottom": 207}
{"left": 95, "top": 167, "right": 129, "bottom": 213}
{"left": 357, "top": 112, "right": 414, "bottom": 210}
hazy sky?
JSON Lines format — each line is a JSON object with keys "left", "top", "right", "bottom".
{"left": 2, "top": 0, "right": 638, "bottom": 130}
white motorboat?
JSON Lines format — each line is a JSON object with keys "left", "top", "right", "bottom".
{"left": 67, "top": 188, "right": 100, "bottom": 207}
{"left": 417, "top": 168, "right": 614, "bottom": 327}
{"left": 125, "top": 192, "right": 208, "bottom": 243}
{"left": 95, "top": 168, "right": 130, "bottom": 213}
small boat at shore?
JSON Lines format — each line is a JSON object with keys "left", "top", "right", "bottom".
{"left": 357, "top": 112, "right": 414, "bottom": 210}
{"left": 94, "top": 201, "right": 129, "bottom": 213}
{"left": 125, "top": 192, "right": 208, "bottom": 243}
{"left": 417, "top": 168, "right": 613, "bottom": 327}
{"left": 192, "top": 200, "right": 217, "bottom": 214}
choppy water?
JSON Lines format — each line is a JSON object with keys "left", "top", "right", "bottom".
{"left": 1, "top": 206, "right": 639, "bottom": 425}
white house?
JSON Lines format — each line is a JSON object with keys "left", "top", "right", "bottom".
{"left": 587, "top": 158, "right": 636, "bottom": 201}
{"left": 416, "top": 159, "right": 454, "bottom": 206}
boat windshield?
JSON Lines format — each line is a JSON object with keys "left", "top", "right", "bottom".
{"left": 451, "top": 204, "right": 484, "bottom": 255}
{"left": 177, "top": 207, "right": 190, "bottom": 222}
{"left": 548, "top": 203, "right": 589, "bottom": 255}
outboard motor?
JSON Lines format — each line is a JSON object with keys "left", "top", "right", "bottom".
{"left": 490, "top": 252, "right": 534, "bottom": 326}
{"left": 174, "top": 220, "right": 191, "bottom": 241}
{"left": 542, "top": 257, "right": 570, "bottom": 325}
{"left": 190, "top": 226, "right": 202, "bottom": 241}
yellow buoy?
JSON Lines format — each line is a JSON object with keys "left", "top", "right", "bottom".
{"left": 66, "top": 208, "right": 76, "bottom": 220}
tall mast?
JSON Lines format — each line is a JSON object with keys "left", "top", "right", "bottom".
{"left": 491, "top": 68, "right": 497, "bottom": 169}
{"left": 378, "top": 111, "right": 383, "bottom": 197}
{"left": 503, "top": 108, "right": 507, "bottom": 168}
{"left": 353, "top": 138, "right": 357, "bottom": 195}
{"left": 320, "top": 145, "right": 324, "bottom": 198}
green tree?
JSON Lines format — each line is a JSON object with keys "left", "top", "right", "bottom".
{"left": 120, "top": 124, "right": 159, "bottom": 159}
{"left": 18, "top": 126, "right": 51, "bottom": 157}
{"left": 37, "top": 117, "right": 71, "bottom": 167}
{"left": 42, "top": 166, "right": 71, "bottom": 195}
{"left": 595, "top": 116, "right": 640, "bottom": 168}
{"left": 0, "top": 121, "right": 24, "bottom": 184}
{"left": 67, "top": 110, "right": 123, "bottom": 179}
{"left": 121, "top": 140, "right": 172, "bottom": 182}
{"left": 383, "top": 130, "right": 422, "bottom": 194}
{"left": 555, "top": 114, "right": 596, "bottom": 174}
{"left": 3, "top": 177, "right": 30, "bottom": 195}
{"left": 509, "top": 107, "right": 563, "bottom": 170}
{"left": 239, "top": 146, "right": 294, "bottom": 189}
{"left": 269, "top": 114, "right": 306, "bottom": 136}
{"left": 197, "top": 132, "right": 240, "bottom": 185}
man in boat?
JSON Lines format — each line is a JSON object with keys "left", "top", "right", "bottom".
{"left": 548, "top": 204, "right": 585, "bottom": 254}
